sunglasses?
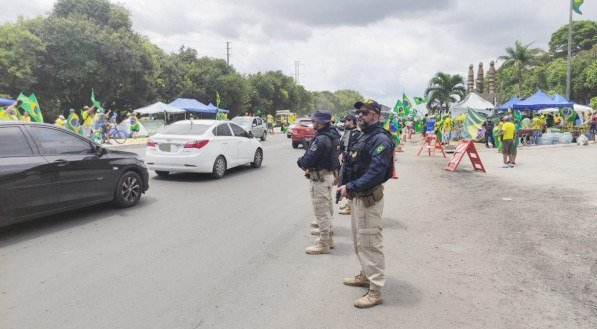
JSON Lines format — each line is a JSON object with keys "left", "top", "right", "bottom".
{"left": 356, "top": 109, "right": 374, "bottom": 116}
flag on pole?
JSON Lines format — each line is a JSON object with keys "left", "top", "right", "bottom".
{"left": 572, "top": 0, "right": 584, "bottom": 14}
{"left": 414, "top": 96, "right": 428, "bottom": 105}
{"left": 91, "top": 89, "right": 103, "bottom": 110}
{"left": 216, "top": 91, "right": 221, "bottom": 108}
{"left": 18, "top": 93, "right": 44, "bottom": 122}
{"left": 66, "top": 109, "right": 82, "bottom": 135}
{"left": 401, "top": 93, "right": 412, "bottom": 116}
{"left": 393, "top": 99, "right": 406, "bottom": 115}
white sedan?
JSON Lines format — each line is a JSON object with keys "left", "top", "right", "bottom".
{"left": 145, "top": 120, "right": 263, "bottom": 178}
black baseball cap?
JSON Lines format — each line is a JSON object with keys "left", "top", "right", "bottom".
{"left": 354, "top": 99, "right": 382, "bottom": 113}
{"left": 340, "top": 114, "right": 358, "bottom": 123}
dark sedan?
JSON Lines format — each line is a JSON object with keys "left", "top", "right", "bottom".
{"left": 0, "top": 122, "right": 149, "bottom": 227}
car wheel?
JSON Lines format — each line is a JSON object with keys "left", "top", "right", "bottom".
{"left": 261, "top": 131, "right": 267, "bottom": 141}
{"left": 113, "top": 171, "right": 142, "bottom": 208}
{"left": 292, "top": 141, "right": 299, "bottom": 149}
{"left": 212, "top": 156, "right": 227, "bottom": 179}
{"left": 251, "top": 148, "right": 263, "bottom": 168}
{"left": 155, "top": 170, "right": 169, "bottom": 176}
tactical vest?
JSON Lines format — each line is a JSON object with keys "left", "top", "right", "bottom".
{"left": 315, "top": 129, "right": 340, "bottom": 171}
{"left": 349, "top": 128, "right": 394, "bottom": 182}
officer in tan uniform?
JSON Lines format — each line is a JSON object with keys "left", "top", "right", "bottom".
{"left": 337, "top": 99, "right": 394, "bottom": 308}
{"left": 298, "top": 110, "right": 340, "bottom": 254}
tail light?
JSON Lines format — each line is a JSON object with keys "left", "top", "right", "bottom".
{"left": 184, "top": 140, "right": 209, "bottom": 149}
{"left": 147, "top": 140, "right": 156, "bottom": 147}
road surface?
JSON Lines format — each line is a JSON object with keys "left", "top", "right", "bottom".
{"left": 1, "top": 134, "right": 596, "bottom": 328}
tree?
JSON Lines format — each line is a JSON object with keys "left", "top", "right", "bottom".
{"left": 498, "top": 40, "right": 543, "bottom": 97}
{"left": 549, "top": 20, "right": 597, "bottom": 58}
{"left": 424, "top": 72, "right": 466, "bottom": 112}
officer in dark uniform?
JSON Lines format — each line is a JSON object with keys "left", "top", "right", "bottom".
{"left": 337, "top": 99, "right": 394, "bottom": 308}
{"left": 338, "top": 113, "right": 361, "bottom": 215}
{"left": 297, "top": 110, "right": 340, "bottom": 254}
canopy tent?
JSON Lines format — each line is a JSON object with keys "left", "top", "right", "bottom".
{"left": 0, "top": 98, "right": 15, "bottom": 107}
{"left": 573, "top": 103, "right": 593, "bottom": 114}
{"left": 133, "top": 102, "right": 186, "bottom": 115}
{"left": 537, "top": 108, "right": 559, "bottom": 114}
{"left": 551, "top": 94, "right": 570, "bottom": 104}
{"left": 169, "top": 98, "right": 210, "bottom": 113}
{"left": 450, "top": 92, "right": 494, "bottom": 118}
{"left": 498, "top": 97, "right": 521, "bottom": 110}
{"left": 206, "top": 103, "right": 229, "bottom": 113}
{"left": 513, "top": 90, "right": 573, "bottom": 110}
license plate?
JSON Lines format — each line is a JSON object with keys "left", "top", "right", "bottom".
{"left": 159, "top": 143, "right": 171, "bottom": 152}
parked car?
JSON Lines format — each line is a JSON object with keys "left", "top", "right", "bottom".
{"left": 0, "top": 122, "right": 149, "bottom": 228}
{"left": 145, "top": 120, "right": 263, "bottom": 178}
{"left": 290, "top": 118, "right": 315, "bottom": 149}
{"left": 231, "top": 116, "right": 267, "bottom": 141}
{"left": 286, "top": 117, "right": 312, "bottom": 138}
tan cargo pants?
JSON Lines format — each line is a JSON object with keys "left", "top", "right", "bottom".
{"left": 310, "top": 171, "right": 335, "bottom": 239}
{"left": 351, "top": 196, "right": 385, "bottom": 290}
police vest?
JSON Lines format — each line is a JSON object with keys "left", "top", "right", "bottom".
{"left": 314, "top": 129, "right": 340, "bottom": 171}
{"left": 350, "top": 128, "right": 394, "bottom": 182}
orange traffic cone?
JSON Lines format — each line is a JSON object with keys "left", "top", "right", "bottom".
{"left": 391, "top": 150, "right": 398, "bottom": 179}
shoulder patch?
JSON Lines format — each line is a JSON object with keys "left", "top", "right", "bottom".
{"left": 309, "top": 142, "right": 318, "bottom": 152}
{"left": 375, "top": 144, "right": 386, "bottom": 155}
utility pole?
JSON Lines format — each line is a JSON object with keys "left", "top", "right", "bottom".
{"left": 566, "top": 0, "right": 572, "bottom": 99}
{"left": 294, "top": 61, "right": 300, "bottom": 84}
{"left": 226, "top": 41, "right": 231, "bottom": 66}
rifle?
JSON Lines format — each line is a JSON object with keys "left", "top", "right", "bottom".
{"left": 336, "top": 130, "right": 353, "bottom": 203}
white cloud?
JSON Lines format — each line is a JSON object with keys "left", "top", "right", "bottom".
{"left": 1, "top": 0, "right": 595, "bottom": 107}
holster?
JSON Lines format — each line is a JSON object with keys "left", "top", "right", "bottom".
{"left": 356, "top": 185, "right": 384, "bottom": 208}
{"left": 309, "top": 170, "right": 325, "bottom": 182}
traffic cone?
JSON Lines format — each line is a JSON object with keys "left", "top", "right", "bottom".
{"left": 391, "top": 151, "right": 398, "bottom": 179}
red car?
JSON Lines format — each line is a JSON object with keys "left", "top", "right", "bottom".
{"left": 291, "top": 118, "right": 315, "bottom": 149}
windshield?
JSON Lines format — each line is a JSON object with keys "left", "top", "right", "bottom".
{"left": 159, "top": 123, "right": 211, "bottom": 135}
{"left": 231, "top": 117, "right": 252, "bottom": 126}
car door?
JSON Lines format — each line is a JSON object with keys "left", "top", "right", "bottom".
{"left": 27, "top": 126, "right": 115, "bottom": 208}
{"left": 213, "top": 123, "right": 239, "bottom": 166}
{"left": 251, "top": 118, "right": 260, "bottom": 137}
{"left": 256, "top": 118, "right": 265, "bottom": 137}
{"left": 229, "top": 122, "right": 254, "bottom": 162}
{"left": 0, "top": 125, "right": 57, "bottom": 225}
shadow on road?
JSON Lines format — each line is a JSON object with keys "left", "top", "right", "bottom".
{"left": 150, "top": 164, "right": 263, "bottom": 182}
{"left": 0, "top": 197, "right": 154, "bottom": 245}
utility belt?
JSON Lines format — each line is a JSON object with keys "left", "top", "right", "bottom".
{"left": 352, "top": 185, "right": 384, "bottom": 207}
{"left": 307, "top": 169, "right": 336, "bottom": 182}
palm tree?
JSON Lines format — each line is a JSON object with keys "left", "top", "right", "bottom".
{"left": 424, "top": 72, "right": 466, "bottom": 113}
{"left": 498, "top": 40, "right": 542, "bottom": 97}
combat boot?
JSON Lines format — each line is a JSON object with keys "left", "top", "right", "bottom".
{"left": 310, "top": 221, "right": 318, "bottom": 228}
{"left": 354, "top": 289, "right": 383, "bottom": 308}
{"left": 310, "top": 228, "right": 320, "bottom": 235}
{"left": 342, "top": 272, "right": 370, "bottom": 287}
{"left": 338, "top": 204, "right": 351, "bottom": 215}
{"left": 305, "top": 239, "right": 330, "bottom": 254}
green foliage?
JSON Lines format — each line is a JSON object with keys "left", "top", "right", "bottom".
{"left": 424, "top": 72, "right": 465, "bottom": 111}
{"left": 311, "top": 89, "right": 362, "bottom": 116}
{"left": 590, "top": 97, "right": 597, "bottom": 109}
{"left": 0, "top": 0, "right": 356, "bottom": 121}
{"left": 549, "top": 20, "right": 597, "bottom": 58}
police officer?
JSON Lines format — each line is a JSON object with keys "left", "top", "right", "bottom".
{"left": 297, "top": 110, "right": 340, "bottom": 255}
{"left": 338, "top": 114, "right": 361, "bottom": 216}
{"left": 337, "top": 99, "right": 394, "bottom": 308}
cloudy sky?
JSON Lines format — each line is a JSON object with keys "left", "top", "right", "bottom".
{"left": 1, "top": 0, "right": 595, "bottom": 105}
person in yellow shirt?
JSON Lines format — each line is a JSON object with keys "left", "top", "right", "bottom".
{"left": 499, "top": 116, "right": 516, "bottom": 167}
{"left": 531, "top": 115, "right": 543, "bottom": 145}
{"left": 266, "top": 114, "right": 274, "bottom": 134}
{"left": 442, "top": 115, "right": 452, "bottom": 144}
{"left": 20, "top": 111, "right": 31, "bottom": 122}
{"left": 55, "top": 115, "right": 65, "bottom": 128}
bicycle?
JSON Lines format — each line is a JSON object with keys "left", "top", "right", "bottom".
{"left": 109, "top": 126, "right": 128, "bottom": 144}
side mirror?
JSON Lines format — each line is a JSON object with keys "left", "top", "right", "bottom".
{"left": 96, "top": 145, "right": 107, "bottom": 157}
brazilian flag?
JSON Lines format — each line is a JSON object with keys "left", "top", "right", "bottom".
{"left": 414, "top": 96, "right": 428, "bottom": 105}
{"left": 91, "top": 89, "right": 103, "bottom": 111}
{"left": 560, "top": 107, "right": 576, "bottom": 122}
{"left": 393, "top": 99, "right": 405, "bottom": 115}
{"left": 572, "top": 0, "right": 584, "bottom": 15}
{"left": 66, "top": 110, "right": 82, "bottom": 135}
{"left": 18, "top": 93, "right": 44, "bottom": 122}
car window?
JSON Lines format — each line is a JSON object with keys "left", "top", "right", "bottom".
{"left": 257, "top": 118, "right": 263, "bottom": 125}
{"left": 229, "top": 122, "right": 249, "bottom": 137}
{"left": 0, "top": 126, "right": 34, "bottom": 157}
{"left": 213, "top": 123, "right": 233, "bottom": 136}
{"left": 160, "top": 123, "right": 210, "bottom": 135}
{"left": 29, "top": 127, "right": 93, "bottom": 155}
{"left": 252, "top": 119, "right": 258, "bottom": 126}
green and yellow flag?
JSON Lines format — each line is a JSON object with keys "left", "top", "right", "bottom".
{"left": 18, "top": 93, "right": 44, "bottom": 122}
{"left": 216, "top": 91, "right": 221, "bottom": 108}
{"left": 393, "top": 99, "right": 405, "bottom": 115}
{"left": 572, "top": 0, "right": 584, "bottom": 15}
{"left": 66, "top": 109, "right": 82, "bottom": 135}
{"left": 414, "top": 96, "right": 428, "bottom": 105}
{"left": 91, "top": 89, "right": 103, "bottom": 110}
{"left": 401, "top": 93, "right": 412, "bottom": 116}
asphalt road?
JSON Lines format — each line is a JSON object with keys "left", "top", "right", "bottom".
{"left": 1, "top": 134, "right": 596, "bottom": 329}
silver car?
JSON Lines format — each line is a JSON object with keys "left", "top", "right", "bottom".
{"left": 231, "top": 116, "right": 267, "bottom": 141}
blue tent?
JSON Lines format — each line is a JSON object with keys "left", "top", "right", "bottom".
{"left": 551, "top": 94, "right": 570, "bottom": 104}
{"left": 498, "top": 97, "right": 521, "bottom": 110}
{"left": 168, "top": 98, "right": 210, "bottom": 113}
{"left": 206, "top": 103, "right": 229, "bottom": 113}
{"left": 513, "top": 90, "right": 573, "bottom": 110}
{"left": 0, "top": 97, "right": 15, "bottom": 107}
